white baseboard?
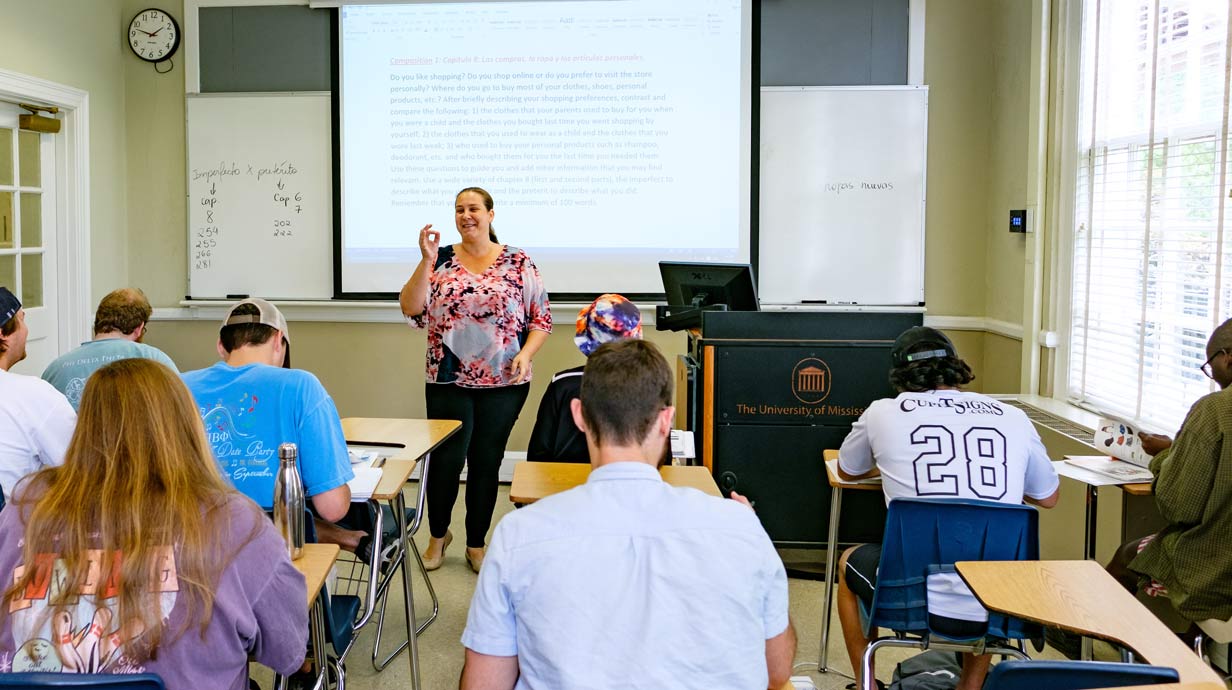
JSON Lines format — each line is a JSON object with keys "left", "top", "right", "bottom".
{"left": 924, "top": 315, "right": 1024, "bottom": 341}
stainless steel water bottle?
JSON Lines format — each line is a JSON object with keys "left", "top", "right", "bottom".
{"left": 273, "top": 442, "right": 305, "bottom": 559}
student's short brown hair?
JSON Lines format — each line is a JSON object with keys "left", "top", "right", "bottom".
{"left": 93, "top": 288, "right": 152, "bottom": 336}
{"left": 579, "top": 339, "right": 674, "bottom": 447}
{"left": 0, "top": 312, "right": 19, "bottom": 354}
{"left": 219, "top": 302, "right": 278, "bottom": 352}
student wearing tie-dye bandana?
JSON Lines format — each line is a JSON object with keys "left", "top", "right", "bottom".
{"left": 527, "top": 294, "right": 643, "bottom": 464}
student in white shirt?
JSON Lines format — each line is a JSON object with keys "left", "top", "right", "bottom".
{"left": 0, "top": 287, "right": 76, "bottom": 499}
{"left": 836, "top": 326, "right": 1060, "bottom": 690}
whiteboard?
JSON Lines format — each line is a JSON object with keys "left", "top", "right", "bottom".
{"left": 186, "top": 93, "right": 332, "bottom": 299}
{"left": 758, "top": 86, "right": 927, "bottom": 305}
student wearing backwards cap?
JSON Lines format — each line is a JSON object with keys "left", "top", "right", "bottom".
{"left": 834, "top": 326, "right": 1060, "bottom": 690}
{"left": 181, "top": 298, "right": 355, "bottom": 537}
{"left": 527, "top": 294, "right": 643, "bottom": 463}
{"left": 0, "top": 286, "right": 76, "bottom": 499}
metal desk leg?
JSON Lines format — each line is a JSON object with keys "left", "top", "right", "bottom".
{"left": 394, "top": 490, "right": 422, "bottom": 689}
{"left": 1081, "top": 483, "right": 1097, "bottom": 660}
{"left": 1083, "top": 484, "right": 1098, "bottom": 560}
{"left": 371, "top": 452, "right": 437, "bottom": 675}
{"left": 819, "top": 484, "right": 843, "bottom": 673}
{"left": 310, "top": 593, "right": 329, "bottom": 690}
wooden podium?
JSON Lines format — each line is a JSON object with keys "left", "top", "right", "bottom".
{"left": 678, "top": 310, "right": 921, "bottom": 546}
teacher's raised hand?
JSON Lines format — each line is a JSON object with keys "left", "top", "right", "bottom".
{"left": 419, "top": 224, "right": 440, "bottom": 264}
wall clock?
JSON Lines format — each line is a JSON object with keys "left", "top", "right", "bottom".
{"left": 129, "top": 8, "right": 180, "bottom": 64}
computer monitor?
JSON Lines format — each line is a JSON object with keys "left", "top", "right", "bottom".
{"left": 658, "top": 261, "right": 759, "bottom": 330}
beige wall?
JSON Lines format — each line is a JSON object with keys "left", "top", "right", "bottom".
{"left": 0, "top": 0, "right": 130, "bottom": 300}
{"left": 123, "top": 0, "right": 187, "bottom": 308}
{"left": 920, "top": 0, "right": 993, "bottom": 318}
{"left": 982, "top": 0, "right": 1032, "bottom": 327}
{"left": 145, "top": 317, "right": 689, "bottom": 451}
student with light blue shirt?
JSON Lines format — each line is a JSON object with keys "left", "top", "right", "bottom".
{"left": 461, "top": 339, "right": 796, "bottom": 690}
{"left": 181, "top": 298, "right": 353, "bottom": 526}
{"left": 41, "top": 288, "right": 178, "bottom": 409}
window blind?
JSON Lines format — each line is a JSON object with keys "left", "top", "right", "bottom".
{"left": 1069, "top": 0, "right": 1232, "bottom": 432}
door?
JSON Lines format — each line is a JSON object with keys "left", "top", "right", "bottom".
{"left": 0, "top": 102, "right": 58, "bottom": 375}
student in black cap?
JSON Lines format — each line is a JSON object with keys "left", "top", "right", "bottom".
{"left": 0, "top": 286, "right": 77, "bottom": 500}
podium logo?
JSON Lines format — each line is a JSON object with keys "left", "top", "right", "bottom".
{"left": 792, "top": 357, "right": 832, "bottom": 404}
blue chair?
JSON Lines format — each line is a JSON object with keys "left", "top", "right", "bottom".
{"left": 983, "top": 660, "right": 1179, "bottom": 689}
{"left": 0, "top": 673, "right": 164, "bottom": 689}
{"left": 859, "top": 498, "right": 1041, "bottom": 688}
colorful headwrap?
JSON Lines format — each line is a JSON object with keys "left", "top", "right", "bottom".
{"left": 575, "top": 294, "right": 643, "bottom": 356}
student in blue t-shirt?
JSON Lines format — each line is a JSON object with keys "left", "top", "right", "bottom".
{"left": 182, "top": 298, "right": 355, "bottom": 540}
{"left": 42, "top": 288, "right": 178, "bottom": 409}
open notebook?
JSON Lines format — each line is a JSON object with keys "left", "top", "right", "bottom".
{"left": 346, "top": 447, "right": 386, "bottom": 500}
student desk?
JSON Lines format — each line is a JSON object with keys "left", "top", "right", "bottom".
{"left": 294, "top": 543, "right": 340, "bottom": 608}
{"left": 955, "top": 560, "right": 1223, "bottom": 685}
{"left": 508, "top": 461, "right": 721, "bottom": 504}
{"left": 276, "top": 543, "right": 339, "bottom": 690}
{"left": 819, "top": 449, "right": 882, "bottom": 675}
{"left": 341, "top": 418, "right": 461, "bottom": 690}
{"left": 1053, "top": 460, "right": 1153, "bottom": 561}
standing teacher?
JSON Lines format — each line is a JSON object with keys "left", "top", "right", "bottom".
{"left": 400, "top": 187, "right": 552, "bottom": 573}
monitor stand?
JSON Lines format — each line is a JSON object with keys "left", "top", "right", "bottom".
{"left": 655, "top": 303, "right": 728, "bottom": 331}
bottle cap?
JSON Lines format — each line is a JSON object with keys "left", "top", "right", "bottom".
{"left": 279, "top": 443, "right": 298, "bottom": 460}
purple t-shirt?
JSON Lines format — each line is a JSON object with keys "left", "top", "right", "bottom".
{"left": 0, "top": 492, "right": 307, "bottom": 689}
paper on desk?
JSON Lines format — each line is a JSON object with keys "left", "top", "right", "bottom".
{"left": 825, "top": 458, "right": 881, "bottom": 485}
{"left": 1052, "top": 459, "right": 1134, "bottom": 487}
{"left": 670, "top": 430, "right": 695, "bottom": 459}
{"left": 348, "top": 465, "right": 383, "bottom": 500}
{"left": 1064, "top": 455, "right": 1153, "bottom": 483}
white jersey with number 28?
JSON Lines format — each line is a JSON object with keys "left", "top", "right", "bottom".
{"left": 838, "top": 389, "right": 1059, "bottom": 506}
{"left": 838, "top": 389, "right": 1059, "bottom": 622}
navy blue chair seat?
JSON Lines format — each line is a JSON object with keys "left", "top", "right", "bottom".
{"left": 0, "top": 673, "right": 165, "bottom": 689}
{"left": 983, "top": 660, "right": 1179, "bottom": 689}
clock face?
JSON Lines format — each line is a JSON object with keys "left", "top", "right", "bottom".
{"left": 129, "top": 8, "right": 180, "bottom": 63}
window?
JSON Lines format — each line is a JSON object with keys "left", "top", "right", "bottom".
{"left": 1068, "top": 0, "right": 1231, "bottom": 431}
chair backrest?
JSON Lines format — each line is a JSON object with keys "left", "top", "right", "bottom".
{"left": 0, "top": 673, "right": 165, "bottom": 689}
{"left": 983, "top": 660, "right": 1179, "bottom": 690}
{"left": 867, "top": 497, "right": 1040, "bottom": 640}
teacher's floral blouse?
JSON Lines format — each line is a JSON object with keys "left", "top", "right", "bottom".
{"left": 407, "top": 245, "right": 552, "bottom": 387}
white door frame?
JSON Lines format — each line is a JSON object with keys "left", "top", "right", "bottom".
{"left": 0, "top": 69, "right": 91, "bottom": 350}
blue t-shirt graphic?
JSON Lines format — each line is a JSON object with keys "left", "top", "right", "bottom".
{"left": 42, "top": 339, "right": 179, "bottom": 410}
{"left": 182, "top": 362, "right": 353, "bottom": 508}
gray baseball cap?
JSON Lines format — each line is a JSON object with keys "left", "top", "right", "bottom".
{"left": 220, "top": 297, "right": 290, "bottom": 342}
{"left": 221, "top": 297, "right": 291, "bottom": 368}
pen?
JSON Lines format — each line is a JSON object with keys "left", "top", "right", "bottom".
{"left": 346, "top": 440, "right": 406, "bottom": 448}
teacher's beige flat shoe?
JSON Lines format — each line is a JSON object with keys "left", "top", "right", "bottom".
{"left": 422, "top": 531, "right": 452, "bottom": 571}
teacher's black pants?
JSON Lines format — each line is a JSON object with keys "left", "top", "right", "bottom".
{"left": 425, "top": 382, "right": 530, "bottom": 547}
